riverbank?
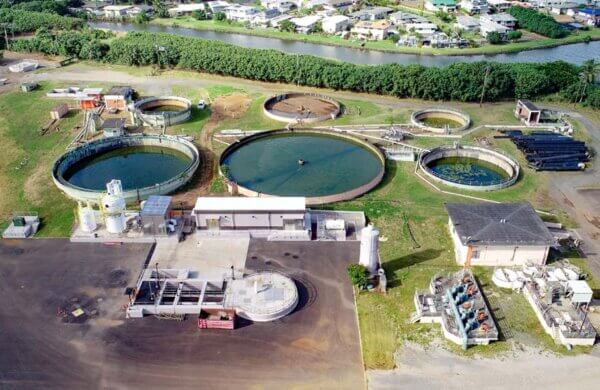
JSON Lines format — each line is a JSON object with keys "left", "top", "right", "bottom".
{"left": 151, "top": 17, "right": 600, "bottom": 57}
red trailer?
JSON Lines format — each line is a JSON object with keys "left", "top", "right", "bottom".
{"left": 198, "top": 309, "right": 236, "bottom": 330}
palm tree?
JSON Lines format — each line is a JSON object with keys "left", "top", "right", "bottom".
{"left": 578, "top": 59, "right": 600, "bottom": 103}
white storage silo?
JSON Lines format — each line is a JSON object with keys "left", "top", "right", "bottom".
{"left": 103, "top": 179, "right": 126, "bottom": 234}
{"left": 78, "top": 204, "right": 97, "bottom": 233}
{"left": 359, "top": 224, "right": 380, "bottom": 274}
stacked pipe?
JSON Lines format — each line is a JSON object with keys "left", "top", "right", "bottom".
{"left": 499, "top": 130, "right": 589, "bottom": 171}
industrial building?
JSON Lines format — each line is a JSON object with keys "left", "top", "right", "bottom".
{"left": 492, "top": 264, "right": 597, "bottom": 347}
{"left": 446, "top": 202, "right": 555, "bottom": 266}
{"left": 193, "top": 197, "right": 310, "bottom": 236}
{"left": 413, "top": 269, "right": 499, "bottom": 349}
{"left": 104, "top": 86, "right": 134, "bottom": 111}
{"left": 515, "top": 99, "right": 542, "bottom": 126}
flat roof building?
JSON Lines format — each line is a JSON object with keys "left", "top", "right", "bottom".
{"left": 446, "top": 202, "right": 554, "bottom": 266}
{"left": 193, "top": 197, "right": 309, "bottom": 237}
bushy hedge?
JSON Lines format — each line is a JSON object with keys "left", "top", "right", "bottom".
{"left": 10, "top": 30, "right": 108, "bottom": 60}
{"left": 508, "top": 7, "right": 568, "bottom": 39}
{"left": 0, "top": 9, "right": 83, "bottom": 33}
{"left": 10, "top": 30, "right": 586, "bottom": 103}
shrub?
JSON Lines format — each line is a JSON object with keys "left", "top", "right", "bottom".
{"left": 486, "top": 31, "right": 503, "bottom": 44}
{"left": 347, "top": 264, "right": 369, "bottom": 287}
{"left": 507, "top": 30, "right": 522, "bottom": 41}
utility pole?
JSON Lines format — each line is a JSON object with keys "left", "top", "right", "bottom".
{"left": 479, "top": 65, "right": 491, "bottom": 108}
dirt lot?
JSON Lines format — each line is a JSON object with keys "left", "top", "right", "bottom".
{"left": 0, "top": 239, "right": 365, "bottom": 389}
{"left": 267, "top": 95, "right": 338, "bottom": 116}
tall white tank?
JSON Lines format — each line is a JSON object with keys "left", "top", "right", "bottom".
{"left": 359, "top": 224, "right": 380, "bottom": 274}
{"left": 78, "top": 205, "right": 97, "bottom": 233}
{"left": 105, "top": 214, "right": 126, "bottom": 234}
{"left": 102, "top": 179, "right": 126, "bottom": 234}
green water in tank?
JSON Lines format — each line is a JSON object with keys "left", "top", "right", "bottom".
{"left": 221, "top": 133, "right": 383, "bottom": 197}
{"left": 428, "top": 157, "right": 509, "bottom": 186}
{"left": 64, "top": 146, "right": 192, "bottom": 191}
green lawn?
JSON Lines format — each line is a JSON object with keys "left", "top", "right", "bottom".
{"left": 0, "top": 82, "right": 83, "bottom": 236}
{"left": 151, "top": 17, "right": 600, "bottom": 56}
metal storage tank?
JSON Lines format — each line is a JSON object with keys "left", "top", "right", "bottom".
{"left": 102, "top": 179, "right": 126, "bottom": 234}
{"left": 78, "top": 205, "right": 97, "bottom": 233}
{"left": 359, "top": 224, "right": 380, "bottom": 274}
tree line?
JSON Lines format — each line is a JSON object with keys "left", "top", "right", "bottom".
{"left": 0, "top": 9, "right": 83, "bottom": 33}
{"left": 8, "top": 29, "right": 599, "bottom": 108}
{"left": 508, "top": 7, "right": 569, "bottom": 39}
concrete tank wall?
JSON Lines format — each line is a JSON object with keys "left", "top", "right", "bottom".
{"left": 411, "top": 108, "right": 471, "bottom": 133}
{"left": 52, "top": 134, "right": 200, "bottom": 204}
{"left": 263, "top": 93, "right": 341, "bottom": 124}
{"left": 133, "top": 96, "right": 192, "bottom": 127}
{"left": 219, "top": 129, "right": 385, "bottom": 205}
{"left": 419, "top": 145, "right": 519, "bottom": 191}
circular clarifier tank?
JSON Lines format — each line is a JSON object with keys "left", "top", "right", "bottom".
{"left": 263, "top": 93, "right": 341, "bottom": 123}
{"left": 229, "top": 272, "right": 299, "bottom": 322}
{"left": 411, "top": 108, "right": 471, "bottom": 133}
{"left": 419, "top": 145, "right": 519, "bottom": 191}
{"left": 219, "top": 129, "right": 385, "bottom": 204}
{"left": 53, "top": 135, "right": 199, "bottom": 203}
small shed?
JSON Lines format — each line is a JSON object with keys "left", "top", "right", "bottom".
{"left": 101, "top": 118, "right": 126, "bottom": 137}
{"left": 104, "top": 86, "right": 134, "bottom": 111}
{"left": 515, "top": 99, "right": 541, "bottom": 126}
{"left": 20, "top": 82, "right": 38, "bottom": 92}
{"left": 50, "top": 104, "right": 69, "bottom": 120}
{"left": 141, "top": 195, "right": 172, "bottom": 236}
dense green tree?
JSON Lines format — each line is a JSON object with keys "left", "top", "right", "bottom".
{"left": 508, "top": 7, "right": 568, "bottom": 38}
{"left": 507, "top": 30, "right": 522, "bottom": 41}
{"left": 486, "top": 31, "right": 503, "bottom": 44}
{"left": 279, "top": 19, "right": 295, "bottom": 32}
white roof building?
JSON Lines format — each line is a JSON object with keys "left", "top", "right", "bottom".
{"left": 455, "top": 15, "right": 481, "bottom": 31}
{"left": 321, "top": 15, "right": 351, "bottom": 33}
{"left": 405, "top": 22, "right": 439, "bottom": 35}
{"left": 194, "top": 197, "right": 306, "bottom": 212}
{"left": 351, "top": 20, "right": 393, "bottom": 40}
{"left": 169, "top": 4, "right": 206, "bottom": 16}
{"left": 290, "top": 15, "right": 322, "bottom": 33}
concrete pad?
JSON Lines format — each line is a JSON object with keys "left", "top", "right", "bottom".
{"left": 149, "top": 233, "right": 250, "bottom": 280}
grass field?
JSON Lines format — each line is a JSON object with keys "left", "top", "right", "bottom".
{"left": 0, "top": 82, "right": 83, "bottom": 236}
{"left": 151, "top": 17, "right": 600, "bottom": 56}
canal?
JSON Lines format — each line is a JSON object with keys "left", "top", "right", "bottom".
{"left": 91, "top": 21, "right": 600, "bottom": 66}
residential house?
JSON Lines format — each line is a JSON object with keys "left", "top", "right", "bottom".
{"left": 252, "top": 8, "right": 282, "bottom": 26}
{"left": 290, "top": 15, "right": 322, "bottom": 33}
{"left": 389, "top": 11, "right": 428, "bottom": 26}
{"left": 322, "top": 15, "right": 351, "bottom": 33}
{"left": 326, "top": 0, "right": 356, "bottom": 11}
{"left": 225, "top": 4, "right": 260, "bottom": 22}
{"left": 269, "top": 14, "right": 294, "bottom": 27}
{"left": 481, "top": 13, "right": 517, "bottom": 28}
{"left": 351, "top": 20, "right": 393, "bottom": 40}
{"left": 486, "top": 0, "right": 512, "bottom": 12}
{"left": 405, "top": 22, "right": 439, "bottom": 35}
{"left": 168, "top": 4, "right": 206, "bottom": 17}
{"left": 103, "top": 5, "right": 133, "bottom": 18}
{"left": 425, "top": 0, "right": 458, "bottom": 12}
{"left": 445, "top": 202, "right": 554, "bottom": 267}
{"left": 348, "top": 6, "right": 393, "bottom": 21}
{"left": 576, "top": 7, "right": 600, "bottom": 26}
{"left": 455, "top": 15, "right": 480, "bottom": 31}
{"left": 460, "top": 0, "right": 489, "bottom": 14}
{"left": 262, "top": 0, "right": 298, "bottom": 12}
{"left": 480, "top": 18, "right": 509, "bottom": 38}
{"left": 126, "top": 4, "right": 153, "bottom": 18}
{"left": 208, "top": 1, "right": 231, "bottom": 14}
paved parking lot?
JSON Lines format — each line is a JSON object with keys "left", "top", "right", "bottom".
{"left": 0, "top": 239, "right": 364, "bottom": 389}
